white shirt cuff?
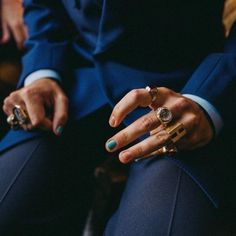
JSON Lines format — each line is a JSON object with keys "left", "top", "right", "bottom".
{"left": 183, "top": 94, "right": 224, "bottom": 136}
{"left": 24, "top": 69, "right": 61, "bottom": 86}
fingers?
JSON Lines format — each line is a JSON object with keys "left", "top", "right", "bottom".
{"left": 223, "top": 0, "right": 236, "bottom": 36}
{"left": 106, "top": 111, "right": 160, "bottom": 152}
{"left": 3, "top": 79, "right": 69, "bottom": 134}
{"left": 106, "top": 96, "right": 188, "bottom": 153}
{"left": 11, "top": 24, "right": 28, "bottom": 50}
{"left": 0, "top": 22, "right": 27, "bottom": 49}
{"left": 106, "top": 88, "right": 182, "bottom": 154}
{"left": 52, "top": 93, "right": 69, "bottom": 136}
{"left": 106, "top": 86, "right": 214, "bottom": 164}
{"left": 223, "top": 0, "right": 236, "bottom": 19}
{"left": 118, "top": 130, "right": 169, "bottom": 163}
{"left": 109, "top": 89, "right": 153, "bottom": 127}
{"left": 3, "top": 91, "right": 24, "bottom": 115}
{"left": 109, "top": 87, "right": 175, "bottom": 127}
{"left": 0, "top": 23, "right": 10, "bottom": 44}
{"left": 22, "top": 91, "right": 53, "bottom": 130}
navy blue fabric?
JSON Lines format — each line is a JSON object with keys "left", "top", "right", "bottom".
{"left": 104, "top": 159, "right": 218, "bottom": 236}
{"left": 0, "top": 108, "right": 115, "bottom": 235}
{"left": 12, "top": 0, "right": 235, "bottom": 147}
{"left": 0, "top": 0, "right": 235, "bottom": 229}
{"left": 0, "top": 136, "right": 90, "bottom": 235}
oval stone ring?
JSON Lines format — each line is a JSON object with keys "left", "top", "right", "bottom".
{"left": 156, "top": 107, "right": 173, "bottom": 126}
{"left": 7, "top": 105, "right": 29, "bottom": 129}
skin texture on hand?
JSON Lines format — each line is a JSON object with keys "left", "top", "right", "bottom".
{"left": 223, "top": 0, "right": 236, "bottom": 37}
{"left": 105, "top": 87, "right": 214, "bottom": 164}
{"left": 3, "top": 78, "right": 68, "bottom": 135}
{"left": 0, "top": 0, "right": 28, "bottom": 49}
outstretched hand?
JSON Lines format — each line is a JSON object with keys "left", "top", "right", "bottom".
{"left": 105, "top": 87, "right": 214, "bottom": 164}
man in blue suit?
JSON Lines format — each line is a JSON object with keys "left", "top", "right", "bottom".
{"left": 0, "top": 0, "right": 235, "bottom": 235}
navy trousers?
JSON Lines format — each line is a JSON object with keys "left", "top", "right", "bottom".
{"left": 0, "top": 107, "right": 116, "bottom": 235}
{"left": 104, "top": 158, "right": 218, "bottom": 236}
{"left": 0, "top": 106, "right": 225, "bottom": 235}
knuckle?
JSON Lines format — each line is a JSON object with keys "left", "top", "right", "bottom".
{"left": 22, "top": 86, "right": 40, "bottom": 98}
{"left": 159, "top": 87, "right": 171, "bottom": 94}
{"left": 154, "top": 132, "right": 168, "bottom": 144}
{"left": 134, "top": 146, "right": 143, "bottom": 157}
{"left": 189, "top": 114, "right": 199, "bottom": 128}
{"left": 140, "top": 116, "right": 155, "bottom": 131}
{"left": 129, "top": 89, "right": 140, "bottom": 103}
{"left": 22, "top": 87, "right": 32, "bottom": 97}
{"left": 175, "top": 97, "right": 188, "bottom": 111}
{"left": 9, "top": 91, "right": 18, "bottom": 100}
{"left": 119, "top": 132, "right": 128, "bottom": 145}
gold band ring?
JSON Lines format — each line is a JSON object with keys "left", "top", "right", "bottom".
{"left": 140, "top": 144, "right": 178, "bottom": 160}
{"left": 162, "top": 145, "right": 178, "bottom": 154}
{"left": 145, "top": 86, "right": 158, "bottom": 103}
{"left": 7, "top": 105, "right": 29, "bottom": 129}
{"left": 164, "top": 122, "right": 186, "bottom": 143}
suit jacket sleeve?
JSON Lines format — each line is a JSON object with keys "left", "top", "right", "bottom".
{"left": 181, "top": 23, "right": 236, "bottom": 123}
{"left": 18, "top": 0, "right": 75, "bottom": 87}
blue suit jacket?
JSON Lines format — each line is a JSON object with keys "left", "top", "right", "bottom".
{"left": 1, "top": 0, "right": 236, "bottom": 206}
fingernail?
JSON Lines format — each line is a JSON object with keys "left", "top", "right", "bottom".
{"left": 109, "top": 115, "right": 116, "bottom": 127}
{"left": 106, "top": 140, "right": 117, "bottom": 150}
{"left": 120, "top": 150, "right": 132, "bottom": 162}
{"left": 56, "top": 125, "right": 64, "bottom": 135}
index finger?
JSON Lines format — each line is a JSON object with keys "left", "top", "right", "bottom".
{"left": 110, "top": 87, "right": 171, "bottom": 127}
{"left": 11, "top": 24, "right": 27, "bottom": 50}
{"left": 109, "top": 89, "right": 152, "bottom": 127}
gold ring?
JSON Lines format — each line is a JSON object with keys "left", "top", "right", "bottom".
{"left": 12, "top": 105, "right": 29, "bottom": 125}
{"left": 162, "top": 145, "right": 178, "bottom": 154}
{"left": 6, "top": 113, "right": 20, "bottom": 130}
{"left": 7, "top": 105, "right": 29, "bottom": 130}
{"left": 145, "top": 86, "right": 158, "bottom": 103}
{"left": 156, "top": 107, "right": 173, "bottom": 126}
{"left": 165, "top": 122, "right": 186, "bottom": 143}
{"left": 140, "top": 144, "right": 178, "bottom": 159}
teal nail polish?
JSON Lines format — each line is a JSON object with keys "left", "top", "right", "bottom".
{"left": 106, "top": 140, "right": 117, "bottom": 150}
{"left": 56, "top": 125, "right": 64, "bottom": 135}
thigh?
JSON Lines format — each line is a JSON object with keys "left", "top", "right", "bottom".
{"left": 0, "top": 134, "right": 94, "bottom": 235}
{"left": 0, "top": 106, "right": 116, "bottom": 235}
{"left": 104, "top": 158, "right": 218, "bottom": 236}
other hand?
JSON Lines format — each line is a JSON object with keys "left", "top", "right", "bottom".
{"left": 0, "top": 0, "right": 28, "bottom": 50}
{"left": 3, "top": 78, "right": 68, "bottom": 135}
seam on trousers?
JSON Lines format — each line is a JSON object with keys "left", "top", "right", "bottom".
{"left": 0, "top": 140, "right": 42, "bottom": 205}
{"left": 165, "top": 157, "right": 218, "bottom": 208}
{"left": 167, "top": 168, "right": 182, "bottom": 236}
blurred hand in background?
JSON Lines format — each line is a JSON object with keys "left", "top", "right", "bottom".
{"left": 0, "top": 0, "right": 28, "bottom": 50}
{"left": 223, "top": 0, "right": 236, "bottom": 37}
